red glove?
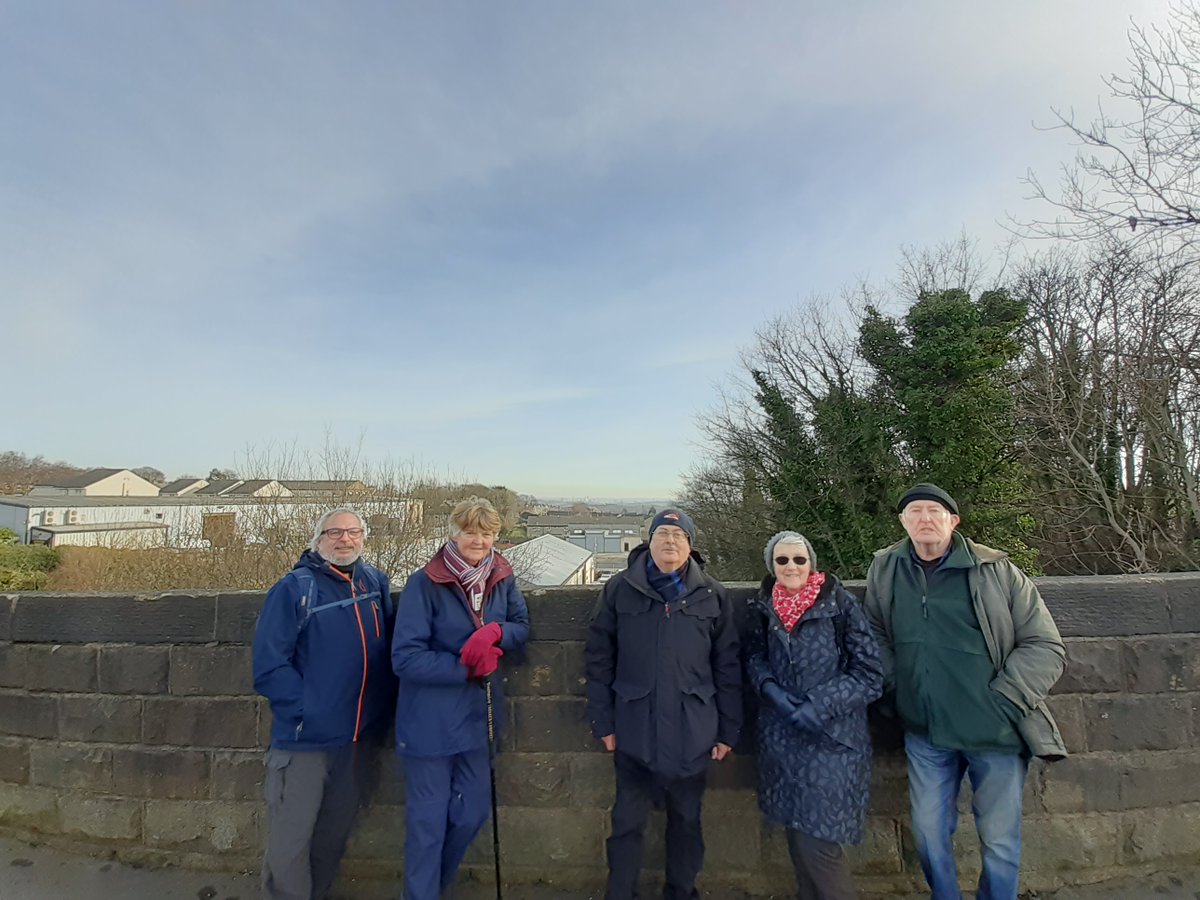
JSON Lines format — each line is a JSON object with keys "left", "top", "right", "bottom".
{"left": 469, "top": 644, "right": 505, "bottom": 679}
{"left": 460, "top": 622, "right": 503, "bottom": 671}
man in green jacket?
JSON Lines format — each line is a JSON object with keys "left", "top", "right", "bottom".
{"left": 863, "top": 484, "right": 1066, "bottom": 900}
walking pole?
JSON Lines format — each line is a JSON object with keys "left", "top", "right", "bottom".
{"left": 485, "top": 677, "right": 503, "bottom": 900}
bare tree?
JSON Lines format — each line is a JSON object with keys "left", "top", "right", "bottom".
{"left": 1023, "top": 2, "right": 1200, "bottom": 246}
{"left": 1014, "top": 242, "right": 1200, "bottom": 572}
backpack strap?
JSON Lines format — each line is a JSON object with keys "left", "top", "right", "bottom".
{"left": 292, "top": 568, "right": 318, "bottom": 635}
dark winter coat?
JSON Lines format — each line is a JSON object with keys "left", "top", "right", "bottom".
{"left": 253, "top": 550, "right": 396, "bottom": 750}
{"left": 744, "top": 574, "right": 883, "bottom": 845}
{"left": 585, "top": 544, "right": 742, "bottom": 780}
{"left": 391, "top": 550, "right": 530, "bottom": 758}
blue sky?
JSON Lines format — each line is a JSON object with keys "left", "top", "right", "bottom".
{"left": 1, "top": 1, "right": 1171, "bottom": 498}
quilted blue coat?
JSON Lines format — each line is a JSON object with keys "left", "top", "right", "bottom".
{"left": 744, "top": 574, "right": 883, "bottom": 845}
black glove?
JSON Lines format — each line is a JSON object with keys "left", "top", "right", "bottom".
{"left": 761, "top": 680, "right": 798, "bottom": 716}
{"left": 788, "top": 701, "right": 823, "bottom": 733}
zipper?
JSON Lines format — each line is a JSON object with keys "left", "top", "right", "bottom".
{"left": 371, "top": 600, "right": 381, "bottom": 637}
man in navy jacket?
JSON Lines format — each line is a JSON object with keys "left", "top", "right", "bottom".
{"left": 253, "top": 507, "right": 396, "bottom": 900}
{"left": 586, "top": 509, "right": 742, "bottom": 900}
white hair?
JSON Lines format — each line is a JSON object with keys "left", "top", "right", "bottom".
{"left": 309, "top": 507, "right": 369, "bottom": 552}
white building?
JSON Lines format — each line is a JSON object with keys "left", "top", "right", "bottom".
{"left": 28, "top": 468, "right": 160, "bottom": 498}
{"left": 503, "top": 534, "right": 596, "bottom": 588}
{"left": 0, "top": 494, "right": 423, "bottom": 549}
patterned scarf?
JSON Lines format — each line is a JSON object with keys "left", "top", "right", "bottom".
{"left": 771, "top": 571, "right": 826, "bottom": 633}
{"left": 441, "top": 540, "right": 496, "bottom": 614}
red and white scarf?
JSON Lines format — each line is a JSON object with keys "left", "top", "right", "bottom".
{"left": 771, "top": 571, "right": 826, "bottom": 633}
{"left": 441, "top": 541, "right": 495, "bottom": 614}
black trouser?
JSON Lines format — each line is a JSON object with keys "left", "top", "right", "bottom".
{"left": 786, "top": 828, "right": 858, "bottom": 900}
{"left": 605, "top": 751, "right": 707, "bottom": 900}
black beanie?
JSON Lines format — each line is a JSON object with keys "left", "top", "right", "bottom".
{"left": 897, "top": 483, "right": 959, "bottom": 515}
{"left": 649, "top": 508, "right": 696, "bottom": 544}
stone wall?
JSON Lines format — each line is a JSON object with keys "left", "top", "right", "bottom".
{"left": 0, "top": 575, "right": 1198, "bottom": 895}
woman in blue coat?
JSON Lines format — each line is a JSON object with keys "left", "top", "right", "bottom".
{"left": 391, "top": 497, "right": 530, "bottom": 900}
{"left": 744, "top": 531, "right": 883, "bottom": 900}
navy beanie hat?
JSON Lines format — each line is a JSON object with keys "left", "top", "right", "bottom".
{"left": 897, "top": 483, "right": 959, "bottom": 515}
{"left": 649, "top": 508, "right": 697, "bottom": 544}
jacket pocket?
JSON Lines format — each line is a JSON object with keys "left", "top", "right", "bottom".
{"left": 682, "top": 681, "right": 718, "bottom": 758}
{"left": 612, "top": 680, "right": 653, "bottom": 763}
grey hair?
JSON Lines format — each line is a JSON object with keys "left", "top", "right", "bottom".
{"left": 310, "top": 507, "right": 369, "bottom": 552}
{"left": 764, "top": 530, "right": 817, "bottom": 574}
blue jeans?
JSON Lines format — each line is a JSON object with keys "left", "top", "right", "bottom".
{"left": 904, "top": 733, "right": 1028, "bottom": 900}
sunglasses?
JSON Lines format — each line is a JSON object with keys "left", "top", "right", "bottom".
{"left": 774, "top": 555, "right": 809, "bottom": 567}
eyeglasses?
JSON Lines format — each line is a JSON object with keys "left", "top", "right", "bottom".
{"left": 322, "top": 527, "right": 364, "bottom": 539}
{"left": 774, "top": 555, "right": 808, "bottom": 567}
{"left": 901, "top": 506, "right": 950, "bottom": 521}
{"left": 653, "top": 528, "right": 689, "bottom": 542}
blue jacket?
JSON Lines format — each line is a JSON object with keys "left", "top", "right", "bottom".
{"left": 744, "top": 574, "right": 883, "bottom": 844}
{"left": 253, "top": 550, "right": 396, "bottom": 750}
{"left": 585, "top": 545, "right": 742, "bottom": 779}
{"left": 391, "top": 549, "right": 530, "bottom": 758}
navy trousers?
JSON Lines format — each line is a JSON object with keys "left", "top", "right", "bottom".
{"left": 402, "top": 748, "right": 493, "bottom": 900}
{"left": 605, "top": 751, "right": 707, "bottom": 900}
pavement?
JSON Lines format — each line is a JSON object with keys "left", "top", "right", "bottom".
{"left": 1, "top": 835, "right": 1198, "bottom": 899}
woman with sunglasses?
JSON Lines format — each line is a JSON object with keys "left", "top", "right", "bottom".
{"left": 744, "top": 531, "right": 883, "bottom": 900}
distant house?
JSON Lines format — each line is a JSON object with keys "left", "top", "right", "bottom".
{"left": 280, "top": 480, "right": 369, "bottom": 497}
{"left": 504, "top": 534, "right": 596, "bottom": 588}
{"left": 27, "top": 468, "right": 160, "bottom": 498}
{"left": 221, "top": 480, "right": 292, "bottom": 498}
{"left": 159, "top": 478, "right": 208, "bottom": 496}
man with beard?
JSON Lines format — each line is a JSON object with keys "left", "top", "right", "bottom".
{"left": 253, "top": 507, "right": 396, "bottom": 900}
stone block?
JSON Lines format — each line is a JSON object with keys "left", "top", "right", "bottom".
{"left": 503, "top": 642, "right": 563, "bottom": 697}
{"left": 706, "top": 754, "right": 756, "bottom": 792}
{"left": 143, "top": 696, "right": 260, "bottom": 748}
{"left": 0, "top": 736, "right": 29, "bottom": 784}
{"left": 211, "top": 750, "right": 264, "bottom": 801}
{"left": 524, "top": 593, "right": 595, "bottom": 641}
{"left": 1118, "top": 749, "right": 1200, "bottom": 809}
{"left": 1163, "top": 573, "right": 1200, "bottom": 633}
{"left": 568, "top": 752, "right": 615, "bottom": 808}
{"left": 510, "top": 697, "right": 593, "bottom": 752}
{"left": 845, "top": 817, "right": 904, "bottom": 875}
{"left": 486, "top": 805, "right": 607, "bottom": 867}
{"left": 1044, "top": 695, "right": 1086, "bottom": 753}
{"left": 19, "top": 645, "right": 98, "bottom": 692}
{"left": 58, "top": 695, "right": 142, "bottom": 743}
{"left": 374, "top": 752, "right": 406, "bottom": 806}
{"left": 494, "top": 753, "right": 570, "bottom": 807}
{"left": 1040, "top": 754, "right": 1124, "bottom": 813}
{"left": 112, "top": 747, "right": 211, "bottom": 799}
{"left": 868, "top": 758, "right": 911, "bottom": 818}
{"left": 1054, "top": 639, "right": 1124, "bottom": 694}
{"left": 0, "top": 596, "right": 12, "bottom": 641}
{"left": 215, "top": 591, "right": 263, "bottom": 643}
{"left": 1035, "top": 575, "right": 1172, "bottom": 637}
{"left": 560, "top": 641, "right": 587, "bottom": 696}
{"left": 168, "top": 644, "right": 254, "bottom": 695}
{"left": 345, "top": 802, "right": 404, "bottom": 860}
{"left": 1122, "top": 803, "right": 1200, "bottom": 863}
{"left": 0, "top": 782, "right": 60, "bottom": 832}
{"left": 0, "top": 642, "right": 19, "bottom": 687}
{"left": 57, "top": 795, "right": 141, "bottom": 841}
{"left": 0, "top": 691, "right": 57, "bottom": 738}
{"left": 12, "top": 593, "right": 218, "bottom": 643}
{"left": 143, "top": 799, "right": 260, "bottom": 853}
{"left": 30, "top": 743, "right": 112, "bottom": 792}
{"left": 1021, "top": 813, "right": 1121, "bottom": 871}
{"left": 701, "top": 808, "right": 761, "bottom": 868}
{"left": 1122, "top": 637, "right": 1200, "bottom": 693}
{"left": 98, "top": 646, "right": 169, "bottom": 694}
{"left": 1084, "top": 695, "right": 1193, "bottom": 752}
